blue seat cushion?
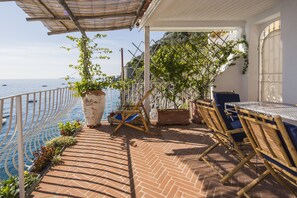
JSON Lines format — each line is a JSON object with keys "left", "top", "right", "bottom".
{"left": 263, "top": 154, "right": 297, "bottom": 176}
{"left": 231, "top": 120, "right": 242, "bottom": 129}
{"left": 284, "top": 123, "right": 297, "bottom": 149}
{"left": 217, "top": 105, "right": 242, "bottom": 130}
{"left": 213, "top": 92, "right": 240, "bottom": 109}
{"left": 230, "top": 115, "right": 239, "bottom": 121}
{"left": 231, "top": 131, "right": 246, "bottom": 142}
{"left": 265, "top": 122, "right": 297, "bottom": 167}
{"left": 114, "top": 113, "right": 139, "bottom": 123}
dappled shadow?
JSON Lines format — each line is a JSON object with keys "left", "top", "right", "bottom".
{"left": 31, "top": 124, "right": 136, "bottom": 198}
{"left": 158, "top": 124, "right": 295, "bottom": 197}
{"left": 31, "top": 123, "right": 295, "bottom": 198}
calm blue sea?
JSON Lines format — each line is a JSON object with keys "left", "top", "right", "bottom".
{"left": 0, "top": 79, "right": 120, "bottom": 179}
{"left": 0, "top": 79, "right": 120, "bottom": 118}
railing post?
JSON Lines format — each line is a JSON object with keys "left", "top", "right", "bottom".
{"left": 16, "top": 96, "right": 25, "bottom": 198}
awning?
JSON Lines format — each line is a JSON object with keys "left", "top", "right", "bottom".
{"left": 13, "top": 0, "right": 152, "bottom": 36}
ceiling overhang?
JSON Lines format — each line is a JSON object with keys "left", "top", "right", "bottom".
{"left": 140, "top": 0, "right": 281, "bottom": 31}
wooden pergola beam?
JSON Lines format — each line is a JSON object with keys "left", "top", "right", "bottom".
{"left": 131, "top": 0, "right": 148, "bottom": 28}
{"left": 27, "top": 12, "right": 136, "bottom": 22}
{"left": 58, "top": 0, "right": 86, "bottom": 37}
{"left": 47, "top": 25, "right": 131, "bottom": 35}
{"left": 36, "top": 0, "right": 69, "bottom": 31}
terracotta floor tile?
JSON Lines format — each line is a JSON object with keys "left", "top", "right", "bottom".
{"left": 30, "top": 123, "right": 296, "bottom": 198}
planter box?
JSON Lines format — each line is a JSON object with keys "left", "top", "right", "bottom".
{"left": 157, "top": 109, "right": 190, "bottom": 125}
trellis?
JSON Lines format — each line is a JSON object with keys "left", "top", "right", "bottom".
{"left": 123, "top": 31, "right": 242, "bottom": 119}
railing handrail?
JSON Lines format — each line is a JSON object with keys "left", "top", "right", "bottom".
{"left": 0, "top": 87, "right": 69, "bottom": 100}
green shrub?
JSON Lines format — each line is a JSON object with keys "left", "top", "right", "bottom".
{"left": 0, "top": 171, "right": 38, "bottom": 198}
{"left": 51, "top": 156, "right": 63, "bottom": 166}
{"left": 46, "top": 136, "right": 77, "bottom": 152}
{"left": 32, "top": 146, "right": 55, "bottom": 173}
{"left": 59, "top": 120, "right": 82, "bottom": 136}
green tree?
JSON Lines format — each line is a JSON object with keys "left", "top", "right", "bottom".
{"left": 151, "top": 32, "right": 248, "bottom": 103}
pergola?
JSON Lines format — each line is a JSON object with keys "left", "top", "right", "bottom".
{"left": 4, "top": 0, "right": 152, "bottom": 36}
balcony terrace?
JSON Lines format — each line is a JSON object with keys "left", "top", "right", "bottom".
{"left": 31, "top": 123, "right": 294, "bottom": 198}
{"left": 1, "top": 0, "right": 297, "bottom": 197}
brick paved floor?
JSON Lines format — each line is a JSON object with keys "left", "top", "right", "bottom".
{"left": 31, "top": 123, "right": 295, "bottom": 198}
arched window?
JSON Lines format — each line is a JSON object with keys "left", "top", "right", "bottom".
{"left": 259, "top": 20, "right": 282, "bottom": 102}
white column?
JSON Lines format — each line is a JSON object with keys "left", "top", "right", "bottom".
{"left": 281, "top": 0, "right": 297, "bottom": 103}
{"left": 244, "top": 23, "right": 260, "bottom": 101}
{"left": 144, "top": 26, "right": 150, "bottom": 113}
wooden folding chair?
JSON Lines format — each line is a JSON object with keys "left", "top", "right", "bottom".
{"left": 196, "top": 100, "right": 256, "bottom": 184}
{"left": 111, "top": 87, "right": 154, "bottom": 136}
{"left": 237, "top": 108, "right": 297, "bottom": 197}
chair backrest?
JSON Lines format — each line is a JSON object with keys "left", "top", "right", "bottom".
{"left": 213, "top": 91, "right": 240, "bottom": 109}
{"left": 196, "top": 100, "right": 230, "bottom": 137}
{"left": 237, "top": 108, "right": 297, "bottom": 168}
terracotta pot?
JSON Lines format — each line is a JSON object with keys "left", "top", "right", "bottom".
{"left": 157, "top": 109, "right": 190, "bottom": 125}
{"left": 82, "top": 90, "right": 105, "bottom": 127}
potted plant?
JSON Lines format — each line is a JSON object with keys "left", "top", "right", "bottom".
{"left": 152, "top": 41, "right": 191, "bottom": 125}
{"left": 63, "top": 34, "right": 112, "bottom": 127}
{"left": 150, "top": 32, "right": 248, "bottom": 124}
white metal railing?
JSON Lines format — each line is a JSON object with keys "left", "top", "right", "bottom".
{"left": 124, "top": 82, "right": 197, "bottom": 120}
{"left": 0, "top": 87, "right": 79, "bottom": 198}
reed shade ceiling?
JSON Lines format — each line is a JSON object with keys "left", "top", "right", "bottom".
{"left": 15, "top": 0, "right": 151, "bottom": 35}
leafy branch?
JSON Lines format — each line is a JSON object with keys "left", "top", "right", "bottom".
{"left": 62, "top": 34, "right": 113, "bottom": 97}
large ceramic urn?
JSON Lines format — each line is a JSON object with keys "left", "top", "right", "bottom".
{"left": 82, "top": 90, "right": 105, "bottom": 127}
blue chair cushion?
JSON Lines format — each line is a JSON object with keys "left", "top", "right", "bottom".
{"left": 284, "top": 123, "right": 297, "bottom": 149}
{"left": 230, "top": 115, "right": 239, "bottom": 121}
{"left": 266, "top": 122, "right": 297, "bottom": 167}
{"left": 231, "top": 132, "right": 246, "bottom": 142}
{"left": 217, "top": 105, "right": 242, "bottom": 130}
{"left": 114, "top": 113, "right": 139, "bottom": 123}
{"left": 231, "top": 120, "right": 242, "bottom": 129}
{"left": 213, "top": 92, "right": 240, "bottom": 109}
{"left": 263, "top": 154, "right": 297, "bottom": 176}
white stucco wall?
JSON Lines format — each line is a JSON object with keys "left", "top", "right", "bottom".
{"left": 213, "top": 4, "right": 282, "bottom": 102}
{"left": 241, "top": 3, "right": 281, "bottom": 102}
{"left": 281, "top": 0, "right": 297, "bottom": 104}
{"left": 213, "top": 59, "right": 245, "bottom": 99}
{"left": 244, "top": 24, "right": 260, "bottom": 101}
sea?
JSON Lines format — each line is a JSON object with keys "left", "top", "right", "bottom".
{"left": 0, "top": 79, "right": 120, "bottom": 179}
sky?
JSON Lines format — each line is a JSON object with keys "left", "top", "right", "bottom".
{"left": 0, "top": 2, "right": 164, "bottom": 79}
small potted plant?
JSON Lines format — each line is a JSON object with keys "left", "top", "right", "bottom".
{"left": 63, "top": 34, "right": 113, "bottom": 127}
